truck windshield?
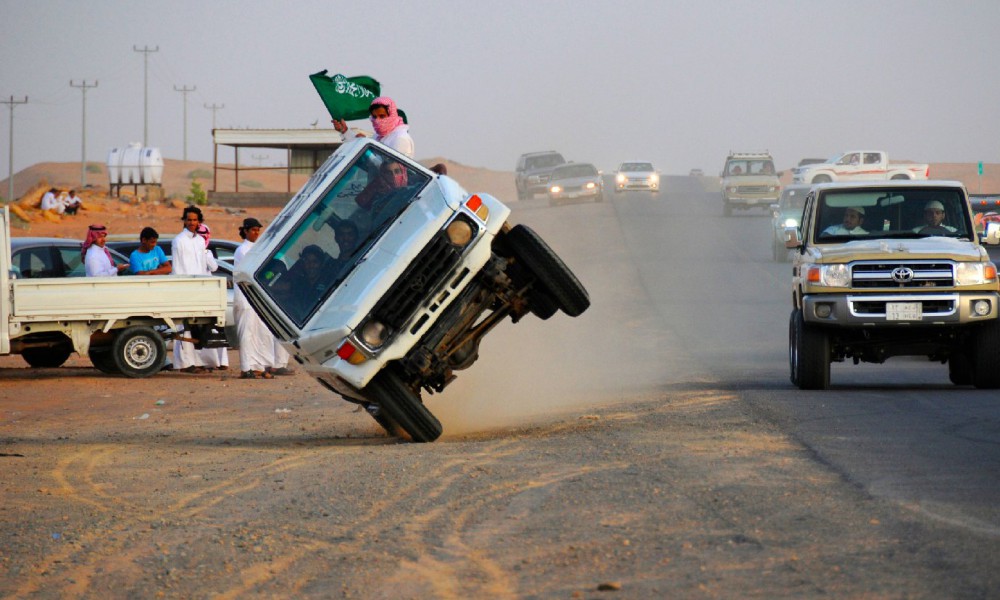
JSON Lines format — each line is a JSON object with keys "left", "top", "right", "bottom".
{"left": 815, "top": 188, "right": 971, "bottom": 241}
{"left": 726, "top": 159, "right": 774, "bottom": 175}
{"left": 254, "top": 146, "right": 432, "bottom": 326}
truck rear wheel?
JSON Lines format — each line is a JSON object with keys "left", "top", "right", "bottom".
{"left": 22, "top": 343, "right": 73, "bottom": 368}
{"left": 972, "top": 319, "right": 1000, "bottom": 389}
{"left": 367, "top": 369, "right": 442, "bottom": 443}
{"left": 89, "top": 347, "right": 120, "bottom": 375}
{"left": 505, "top": 224, "right": 590, "bottom": 317}
{"left": 112, "top": 326, "right": 167, "bottom": 378}
{"left": 790, "top": 309, "right": 830, "bottom": 390}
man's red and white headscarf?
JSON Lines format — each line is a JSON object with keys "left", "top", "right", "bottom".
{"left": 81, "top": 224, "right": 115, "bottom": 264}
{"left": 369, "top": 96, "right": 404, "bottom": 140}
{"left": 196, "top": 223, "right": 211, "bottom": 248}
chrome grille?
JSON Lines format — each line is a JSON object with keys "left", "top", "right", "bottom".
{"left": 371, "top": 231, "right": 463, "bottom": 330}
{"left": 852, "top": 262, "right": 954, "bottom": 288}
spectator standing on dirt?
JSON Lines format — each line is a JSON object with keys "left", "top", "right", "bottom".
{"left": 171, "top": 206, "right": 211, "bottom": 373}
{"left": 333, "top": 96, "right": 414, "bottom": 158}
{"left": 83, "top": 224, "right": 127, "bottom": 276}
{"left": 128, "top": 227, "right": 172, "bottom": 275}
{"left": 233, "top": 217, "right": 275, "bottom": 379}
{"left": 195, "top": 223, "right": 230, "bottom": 372}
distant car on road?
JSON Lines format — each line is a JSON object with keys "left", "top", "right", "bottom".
{"left": 515, "top": 151, "right": 566, "bottom": 200}
{"left": 613, "top": 161, "right": 660, "bottom": 193}
{"left": 689, "top": 168, "right": 704, "bottom": 177}
{"left": 548, "top": 162, "right": 604, "bottom": 205}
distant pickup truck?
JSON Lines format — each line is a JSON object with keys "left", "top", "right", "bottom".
{"left": 0, "top": 207, "right": 228, "bottom": 377}
{"left": 791, "top": 151, "right": 929, "bottom": 184}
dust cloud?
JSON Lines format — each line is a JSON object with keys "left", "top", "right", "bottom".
{"left": 427, "top": 199, "right": 703, "bottom": 436}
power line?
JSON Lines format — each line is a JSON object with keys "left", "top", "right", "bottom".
{"left": 70, "top": 80, "right": 98, "bottom": 189}
{"left": 133, "top": 44, "right": 159, "bottom": 147}
{"left": 174, "top": 84, "right": 196, "bottom": 160}
{"left": 2, "top": 96, "right": 28, "bottom": 203}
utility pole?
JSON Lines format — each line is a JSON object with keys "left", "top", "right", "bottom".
{"left": 2, "top": 96, "right": 28, "bottom": 203}
{"left": 251, "top": 153, "right": 267, "bottom": 166}
{"left": 70, "top": 80, "right": 98, "bottom": 188}
{"left": 203, "top": 102, "right": 224, "bottom": 131}
{"left": 133, "top": 44, "right": 159, "bottom": 146}
{"left": 174, "top": 84, "right": 196, "bottom": 160}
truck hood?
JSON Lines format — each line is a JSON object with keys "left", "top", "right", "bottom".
{"left": 814, "top": 237, "right": 988, "bottom": 262}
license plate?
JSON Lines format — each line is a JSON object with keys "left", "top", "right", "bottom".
{"left": 567, "top": 191, "right": 582, "bottom": 198}
{"left": 886, "top": 302, "right": 922, "bottom": 320}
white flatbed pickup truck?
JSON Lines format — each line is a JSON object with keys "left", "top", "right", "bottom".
{"left": 0, "top": 207, "right": 228, "bottom": 377}
{"left": 792, "top": 150, "right": 929, "bottom": 184}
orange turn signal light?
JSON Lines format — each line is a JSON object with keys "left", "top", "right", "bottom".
{"left": 465, "top": 195, "right": 489, "bottom": 221}
{"left": 807, "top": 267, "right": 821, "bottom": 283}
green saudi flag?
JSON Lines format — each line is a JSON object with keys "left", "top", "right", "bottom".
{"left": 309, "top": 70, "right": 381, "bottom": 121}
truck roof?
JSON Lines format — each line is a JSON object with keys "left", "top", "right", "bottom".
{"left": 810, "top": 179, "right": 966, "bottom": 192}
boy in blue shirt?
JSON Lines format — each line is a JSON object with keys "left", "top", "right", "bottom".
{"left": 129, "top": 227, "right": 172, "bottom": 275}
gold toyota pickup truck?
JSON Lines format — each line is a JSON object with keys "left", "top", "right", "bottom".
{"left": 784, "top": 180, "right": 1000, "bottom": 389}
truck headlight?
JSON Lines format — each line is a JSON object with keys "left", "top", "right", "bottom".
{"left": 616, "top": 173, "right": 626, "bottom": 184}
{"left": 585, "top": 182, "right": 596, "bottom": 190}
{"left": 446, "top": 217, "right": 475, "bottom": 247}
{"left": 550, "top": 185, "right": 562, "bottom": 194}
{"left": 956, "top": 262, "right": 998, "bottom": 285}
{"left": 807, "top": 264, "right": 850, "bottom": 287}
{"left": 649, "top": 173, "right": 659, "bottom": 183}
{"left": 783, "top": 218, "right": 798, "bottom": 228}
{"left": 359, "top": 320, "right": 389, "bottom": 349}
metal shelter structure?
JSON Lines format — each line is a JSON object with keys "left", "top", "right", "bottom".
{"left": 211, "top": 129, "right": 344, "bottom": 193}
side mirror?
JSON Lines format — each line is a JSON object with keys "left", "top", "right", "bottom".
{"left": 784, "top": 226, "right": 803, "bottom": 249}
{"left": 770, "top": 203, "right": 781, "bottom": 217}
{"left": 983, "top": 222, "right": 1000, "bottom": 246}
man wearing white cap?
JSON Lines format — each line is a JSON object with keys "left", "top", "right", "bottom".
{"left": 913, "top": 200, "right": 957, "bottom": 234}
{"left": 822, "top": 207, "right": 868, "bottom": 235}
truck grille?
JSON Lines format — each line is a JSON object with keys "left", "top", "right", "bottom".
{"left": 851, "top": 262, "right": 954, "bottom": 288}
{"left": 371, "top": 231, "right": 463, "bottom": 330}
{"left": 851, "top": 297, "right": 956, "bottom": 316}
{"left": 736, "top": 185, "right": 773, "bottom": 194}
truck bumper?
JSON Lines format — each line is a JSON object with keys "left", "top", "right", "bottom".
{"left": 801, "top": 292, "right": 1000, "bottom": 326}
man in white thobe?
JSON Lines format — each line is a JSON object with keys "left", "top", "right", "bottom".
{"left": 171, "top": 206, "right": 210, "bottom": 372}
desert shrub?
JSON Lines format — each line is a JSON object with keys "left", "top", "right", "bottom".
{"left": 85, "top": 163, "right": 103, "bottom": 174}
{"left": 187, "top": 168, "right": 212, "bottom": 179}
{"left": 240, "top": 180, "right": 264, "bottom": 189}
{"left": 187, "top": 180, "right": 207, "bottom": 206}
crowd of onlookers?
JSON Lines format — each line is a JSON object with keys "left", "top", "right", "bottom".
{"left": 83, "top": 205, "right": 293, "bottom": 380}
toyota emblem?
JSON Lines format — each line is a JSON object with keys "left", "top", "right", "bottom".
{"left": 890, "top": 267, "right": 914, "bottom": 283}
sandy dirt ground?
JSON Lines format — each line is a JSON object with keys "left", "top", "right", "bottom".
{"left": 2, "top": 165, "right": 1000, "bottom": 598}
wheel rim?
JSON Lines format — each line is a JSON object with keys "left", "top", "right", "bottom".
{"left": 123, "top": 335, "right": 157, "bottom": 370}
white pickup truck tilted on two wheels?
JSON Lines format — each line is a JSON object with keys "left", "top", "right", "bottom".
{"left": 234, "top": 138, "right": 590, "bottom": 442}
{"left": 791, "top": 150, "right": 929, "bottom": 185}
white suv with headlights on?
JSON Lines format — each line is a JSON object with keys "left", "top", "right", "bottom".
{"left": 614, "top": 161, "right": 659, "bottom": 194}
{"left": 234, "top": 138, "right": 590, "bottom": 442}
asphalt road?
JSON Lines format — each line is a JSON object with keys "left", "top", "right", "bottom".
{"left": 616, "top": 176, "right": 1000, "bottom": 538}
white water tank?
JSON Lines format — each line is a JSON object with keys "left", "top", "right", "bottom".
{"left": 107, "top": 143, "right": 164, "bottom": 185}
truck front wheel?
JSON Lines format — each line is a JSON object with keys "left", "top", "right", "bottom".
{"left": 812, "top": 175, "right": 832, "bottom": 184}
{"left": 112, "top": 326, "right": 167, "bottom": 378}
{"left": 972, "top": 319, "right": 1000, "bottom": 389}
{"left": 505, "top": 224, "right": 590, "bottom": 318}
{"left": 790, "top": 309, "right": 830, "bottom": 390}
{"left": 22, "top": 343, "right": 73, "bottom": 368}
{"left": 367, "top": 369, "right": 442, "bottom": 443}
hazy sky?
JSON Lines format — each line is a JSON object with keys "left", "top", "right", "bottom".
{"left": 3, "top": 0, "right": 1000, "bottom": 177}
